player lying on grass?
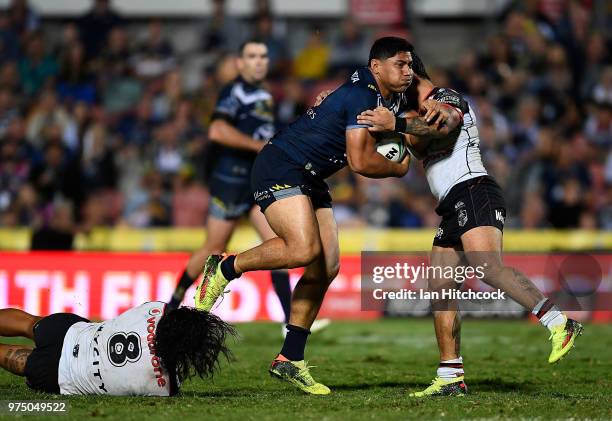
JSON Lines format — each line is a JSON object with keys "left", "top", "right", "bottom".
{"left": 0, "top": 303, "right": 234, "bottom": 396}
{"left": 193, "top": 37, "right": 414, "bottom": 395}
{"left": 354, "top": 60, "right": 583, "bottom": 397}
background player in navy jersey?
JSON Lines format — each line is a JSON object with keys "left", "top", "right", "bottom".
{"left": 167, "top": 39, "right": 298, "bottom": 333}
{"left": 193, "top": 37, "right": 414, "bottom": 395}
{"left": 356, "top": 54, "right": 583, "bottom": 397}
{"left": 0, "top": 304, "right": 234, "bottom": 396}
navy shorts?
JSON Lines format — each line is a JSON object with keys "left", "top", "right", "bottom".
{"left": 251, "top": 144, "right": 332, "bottom": 213}
{"left": 208, "top": 174, "right": 255, "bottom": 220}
{"left": 24, "top": 313, "right": 90, "bottom": 394}
{"left": 433, "top": 175, "right": 506, "bottom": 247}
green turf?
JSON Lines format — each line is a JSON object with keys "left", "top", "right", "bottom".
{"left": 1, "top": 319, "right": 611, "bottom": 420}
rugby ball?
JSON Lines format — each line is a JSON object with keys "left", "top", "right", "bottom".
{"left": 375, "top": 132, "right": 408, "bottom": 162}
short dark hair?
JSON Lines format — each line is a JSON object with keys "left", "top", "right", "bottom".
{"left": 411, "top": 50, "right": 430, "bottom": 80}
{"left": 239, "top": 38, "right": 266, "bottom": 55}
{"left": 368, "top": 37, "right": 414, "bottom": 66}
{"left": 155, "top": 307, "right": 236, "bottom": 384}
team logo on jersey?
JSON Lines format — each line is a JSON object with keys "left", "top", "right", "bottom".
{"left": 495, "top": 209, "right": 505, "bottom": 225}
{"left": 368, "top": 84, "right": 377, "bottom": 91}
{"left": 108, "top": 332, "right": 142, "bottom": 367}
{"left": 72, "top": 344, "right": 79, "bottom": 357}
{"left": 252, "top": 99, "right": 274, "bottom": 121}
{"left": 351, "top": 71, "right": 360, "bottom": 83}
{"left": 458, "top": 209, "right": 468, "bottom": 227}
{"left": 435, "top": 227, "right": 444, "bottom": 239}
{"left": 454, "top": 201, "right": 465, "bottom": 210}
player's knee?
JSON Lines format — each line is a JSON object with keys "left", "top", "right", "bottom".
{"left": 325, "top": 262, "right": 340, "bottom": 283}
{"left": 288, "top": 241, "right": 321, "bottom": 267}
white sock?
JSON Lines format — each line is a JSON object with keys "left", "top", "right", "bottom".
{"left": 437, "top": 357, "right": 464, "bottom": 380}
{"left": 532, "top": 299, "right": 567, "bottom": 332}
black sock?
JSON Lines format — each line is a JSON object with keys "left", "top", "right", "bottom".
{"left": 271, "top": 270, "right": 292, "bottom": 323}
{"left": 280, "top": 324, "right": 310, "bottom": 361}
{"left": 220, "top": 255, "right": 240, "bottom": 281}
{"left": 168, "top": 270, "right": 196, "bottom": 310}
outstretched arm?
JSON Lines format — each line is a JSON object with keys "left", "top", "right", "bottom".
{"left": 357, "top": 103, "right": 462, "bottom": 139}
{"left": 0, "top": 308, "right": 41, "bottom": 339}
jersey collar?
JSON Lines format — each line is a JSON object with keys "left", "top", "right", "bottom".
{"left": 360, "top": 67, "right": 403, "bottom": 111}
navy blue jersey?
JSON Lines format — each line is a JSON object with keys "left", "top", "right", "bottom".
{"left": 271, "top": 67, "right": 407, "bottom": 180}
{"left": 210, "top": 77, "right": 275, "bottom": 183}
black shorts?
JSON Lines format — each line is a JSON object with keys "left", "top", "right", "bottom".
{"left": 208, "top": 175, "right": 254, "bottom": 220}
{"left": 433, "top": 175, "right": 506, "bottom": 247}
{"left": 24, "top": 313, "right": 89, "bottom": 394}
{"left": 251, "top": 144, "right": 333, "bottom": 213}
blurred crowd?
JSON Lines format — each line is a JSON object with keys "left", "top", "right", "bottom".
{"left": 0, "top": 0, "right": 610, "bottom": 248}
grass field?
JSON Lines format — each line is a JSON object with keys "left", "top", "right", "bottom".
{"left": 1, "top": 318, "right": 611, "bottom": 420}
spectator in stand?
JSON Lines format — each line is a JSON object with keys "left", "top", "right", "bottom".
{"left": 252, "top": 13, "right": 289, "bottom": 79}
{"left": 30, "top": 200, "right": 75, "bottom": 250}
{"left": 329, "top": 18, "right": 370, "bottom": 77}
{"left": 78, "top": 0, "right": 123, "bottom": 59}
{"left": 275, "top": 78, "right": 308, "bottom": 128}
{"left": 201, "top": 0, "right": 244, "bottom": 58}
{"left": 7, "top": 0, "right": 39, "bottom": 36}
{"left": 132, "top": 19, "right": 176, "bottom": 80}
{"left": 57, "top": 41, "right": 96, "bottom": 105}
{"left": 293, "top": 27, "right": 330, "bottom": 81}
{"left": 18, "top": 32, "right": 58, "bottom": 97}
{"left": 0, "top": 11, "right": 20, "bottom": 62}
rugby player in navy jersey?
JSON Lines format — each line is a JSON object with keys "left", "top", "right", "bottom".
{"left": 167, "top": 40, "right": 298, "bottom": 332}
{"left": 355, "top": 56, "right": 583, "bottom": 397}
{"left": 192, "top": 37, "right": 417, "bottom": 394}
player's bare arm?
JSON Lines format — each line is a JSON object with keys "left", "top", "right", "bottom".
{"left": 208, "top": 119, "right": 265, "bottom": 153}
{"left": 346, "top": 127, "right": 409, "bottom": 178}
{"left": 357, "top": 105, "right": 460, "bottom": 138}
{"left": 0, "top": 345, "right": 32, "bottom": 376}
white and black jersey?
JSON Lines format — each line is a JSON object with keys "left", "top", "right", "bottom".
{"left": 411, "top": 87, "right": 506, "bottom": 247}
{"left": 418, "top": 87, "right": 488, "bottom": 202}
{"left": 57, "top": 302, "right": 176, "bottom": 396}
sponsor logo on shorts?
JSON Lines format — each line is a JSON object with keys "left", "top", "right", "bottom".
{"left": 270, "top": 184, "right": 292, "bottom": 191}
{"left": 495, "top": 209, "right": 505, "bottom": 225}
{"left": 458, "top": 209, "right": 468, "bottom": 227}
{"left": 254, "top": 190, "right": 271, "bottom": 201}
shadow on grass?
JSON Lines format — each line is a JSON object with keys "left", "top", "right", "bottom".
{"left": 331, "top": 378, "right": 539, "bottom": 394}
{"left": 180, "top": 389, "right": 262, "bottom": 398}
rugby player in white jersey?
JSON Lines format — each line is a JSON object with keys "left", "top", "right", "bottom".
{"left": 354, "top": 53, "right": 583, "bottom": 397}
{"left": 0, "top": 304, "right": 234, "bottom": 395}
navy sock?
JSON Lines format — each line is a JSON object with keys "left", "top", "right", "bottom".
{"left": 220, "top": 255, "right": 239, "bottom": 280}
{"left": 168, "top": 270, "right": 195, "bottom": 310}
{"left": 271, "top": 270, "right": 292, "bottom": 323}
{"left": 280, "top": 324, "right": 310, "bottom": 361}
